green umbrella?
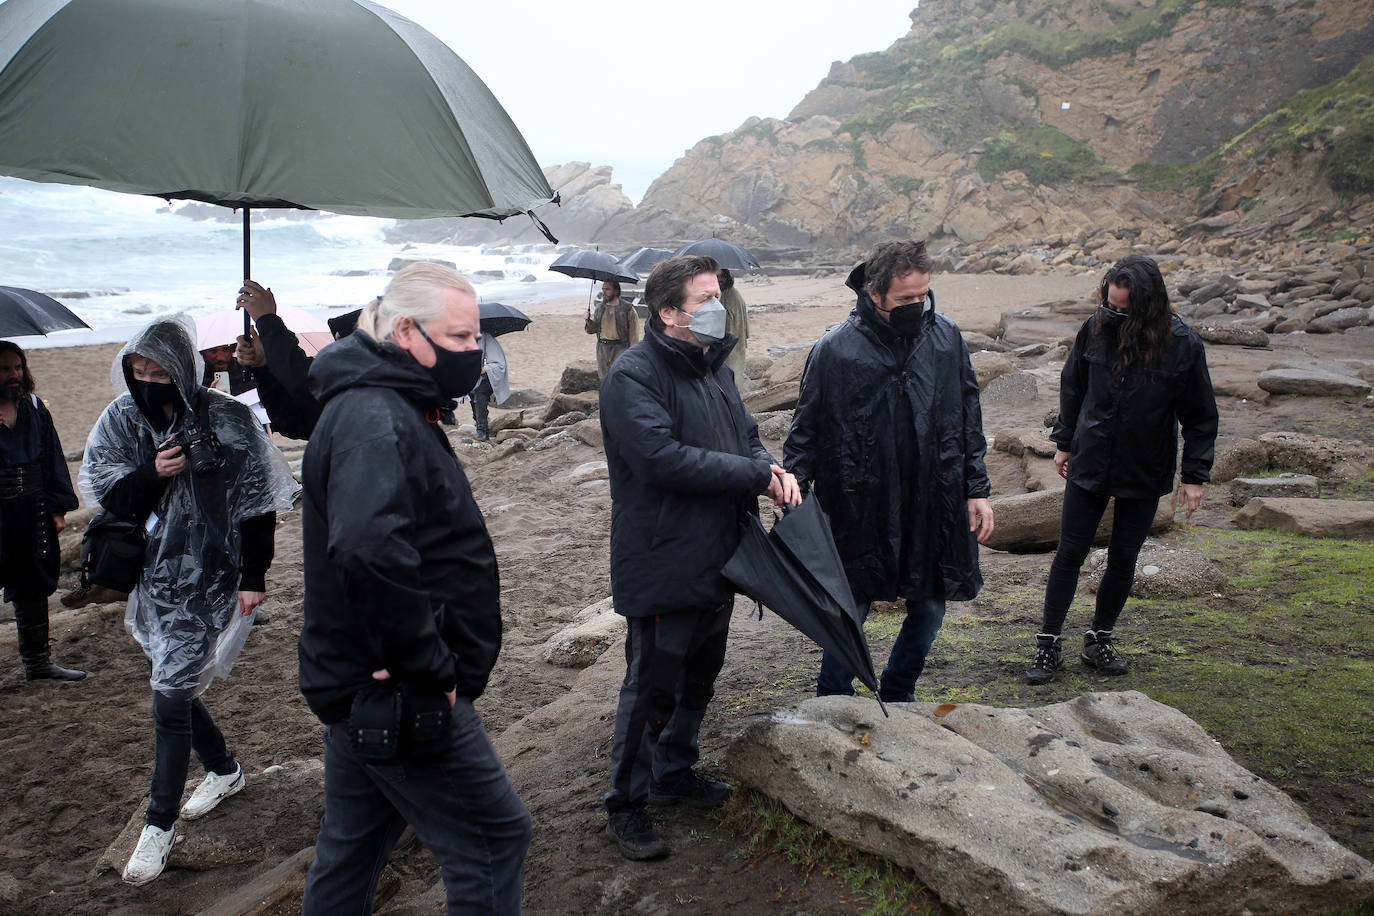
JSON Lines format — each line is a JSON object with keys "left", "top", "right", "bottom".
{"left": 0, "top": 0, "right": 559, "bottom": 329}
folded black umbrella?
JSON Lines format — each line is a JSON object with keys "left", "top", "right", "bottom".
{"left": 0, "top": 286, "right": 90, "bottom": 337}
{"left": 723, "top": 496, "right": 886, "bottom": 715}
{"left": 478, "top": 301, "right": 531, "bottom": 337}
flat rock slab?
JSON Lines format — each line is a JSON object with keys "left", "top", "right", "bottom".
{"left": 728, "top": 693, "right": 1374, "bottom": 916}
{"left": 1234, "top": 497, "right": 1374, "bottom": 539}
{"left": 986, "top": 488, "right": 1173, "bottom": 553}
{"left": 1083, "top": 542, "right": 1225, "bottom": 598}
{"left": 1228, "top": 474, "right": 1320, "bottom": 506}
{"left": 1257, "top": 368, "right": 1370, "bottom": 397}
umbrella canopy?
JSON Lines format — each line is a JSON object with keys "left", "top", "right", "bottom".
{"left": 549, "top": 251, "right": 639, "bottom": 285}
{"left": 197, "top": 305, "right": 333, "bottom": 356}
{"left": 0, "top": 286, "right": 90, "bottom": 337}
{"left": 0, "top": 0, "right": 556, "bottom": 223}
{"left": 619, "top": 247, "right": 676, "bottom": 275}
{"left": 478, "top": 301, "right": 531, "bottom": 337}
{"left": 672, "top": 239, "right": 761, "bottom": 271}
{"left": 723, "top": 497, "right": 886, "bottom": 715}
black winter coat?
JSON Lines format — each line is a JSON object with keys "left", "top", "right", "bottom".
{"left": 1052, "top": 313, "right": 1218, "bottom": 498}
{"left": 0, "top": 394, "right": 78, "bottom": 600}
{"left": 253, "top": 313, "right": 323, "bottom": 441}
{"left": 785, "top": 294, "right": 990, "bottom": 604}
{"left": 600, "top": 326, "right": 775, "bottom": 618}
{"left": 298, "top": 333, "right": 500, "bottom": 725}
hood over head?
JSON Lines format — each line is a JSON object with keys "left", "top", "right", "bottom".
{"left": 112, "top": 315, "right": 204, "bottom": 425}
{"left": 308, "top": 328, "right": 450, "bottom": 409}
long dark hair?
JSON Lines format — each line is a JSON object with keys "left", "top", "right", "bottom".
{"left": 1094, "top": 254, "right": 1172, "bottom": 373}
{"left": 0, "top": 341, "right": 35, "bottom": 396}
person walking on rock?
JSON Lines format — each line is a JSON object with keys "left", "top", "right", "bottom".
{"left": 0, "top": 341, "right": 83, "bottom": 681}
{"left": 785, "top": 239, "right": 994, "bottom": 703}
{"left": 599, "top": 255, "right": 800, "bottom": 861}
{"left": 1026, "top": 254, "right": 1218, "bottom": 685}
{"left": 80, "top": 317, "right": 299, "bottom": 886}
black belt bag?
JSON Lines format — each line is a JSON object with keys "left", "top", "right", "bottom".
{"left": 346, "top": 683, "right": 452, "bottom": 762}
{"left": 79, "top": 508, "right": 147, "bottom": 593}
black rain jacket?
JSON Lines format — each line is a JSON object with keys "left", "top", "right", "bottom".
{"left": 252, "top": 313, "right": 323, "bottom": 441}
{"left": 1052, "top": 313, "right": 1218, "bottom": 498}
{"left": 0, "top": 394, "right": 78, "bottom": 601}
{"left": 298, "top": 332, "right": 500, "bottom": 724}
{"left": 600, "top": 325, "right": 775, "bottom": 618}
{"left": 785, "top": 292, "right": 990, "bottom": 604}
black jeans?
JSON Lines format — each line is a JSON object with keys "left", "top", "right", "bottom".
{"left": 1041, "top": 481, "right": 1159, "bottom": 636}
{"left": 302, "top": 700, "right": 530, "bottom": 915}
{"left": 148, "top": 692, "right": 236, "bottom": 829}
{"left": 604, "top": 602, "right": 731, "bottom": 813}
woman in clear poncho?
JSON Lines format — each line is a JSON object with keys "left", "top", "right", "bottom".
{"left": 78, "top": 316, "right": 299, "bottom": 886}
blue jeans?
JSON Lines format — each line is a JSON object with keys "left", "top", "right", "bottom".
{"left": 302, "top": 699, "right": 531, "bottom": 916}
{"left": 816, "top": 598, "right": 946, "bottom": 703}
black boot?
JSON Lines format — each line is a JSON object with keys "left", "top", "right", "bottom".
{"left": 471, "top": 394, "right": 490, "bottom": 441}
{"left": 1081, "top": 629, "right": 1128, "bottom": 675}
{"left": 15, "top": 600, "right": 85, "bottom": 682}
{"left": 1025, "top": 633, "right": 1062, "bottom": 685}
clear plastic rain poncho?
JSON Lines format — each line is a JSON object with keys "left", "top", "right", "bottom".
{"left": 78, "top": 315, "right": 300, "bottom": 697}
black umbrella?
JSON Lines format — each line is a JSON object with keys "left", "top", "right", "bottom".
{"left": 0, "top": 287, "right": 91, "bottom": 337}
{"left": 548, "top": 250, "right": 640, "bottom": 284}
{"left": 723, "top": 496, "right": 887, "bottom": 716}
{"left": 479, "top": 302, "right": 532, "bottom": 337}
{"left": 619, "top": 247, "right": 676, "bottom": 275}
{"left": 673, "top": 239, "right": 761, "bottom": 271}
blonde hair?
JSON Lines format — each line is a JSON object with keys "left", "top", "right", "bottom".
{"left": 357, "top": 262, "right": 476, "bottom": 342}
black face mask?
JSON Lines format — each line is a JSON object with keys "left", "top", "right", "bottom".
{"left": 414, "top": 324, "right": 484, "bottom": 399}
{"left": 131, "top": 379, "right": 182, "bottom": 412}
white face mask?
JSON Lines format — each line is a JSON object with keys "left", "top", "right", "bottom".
{"left": 680, "top": 298, "right": 727, "bottom": 345}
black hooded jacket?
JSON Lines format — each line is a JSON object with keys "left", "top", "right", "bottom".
{"left": 599, "top": 325, "right": 775, "bottom": 618}
{"left": 784, "top": 291, "right": 990, "bottom": 604}
{"left": 1052, "top": 312, "right": 1218, "bottom": 498}
{"left": 297, "top": 332, "right": 500, "bottom": 724}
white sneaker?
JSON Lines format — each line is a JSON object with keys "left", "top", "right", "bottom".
{"left": 123, "top": 824, "right": 176, "bottom": 886}
{"left": 180, "top": 763, "right": 245, "bottom": 820}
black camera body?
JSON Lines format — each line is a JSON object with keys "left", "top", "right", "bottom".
{"left": 162, "top": 420, "right": 224, "bottom": 475}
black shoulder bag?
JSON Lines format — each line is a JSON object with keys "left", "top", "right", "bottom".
{"left": 78, "top": 507, "right": 147, "bottom": 593}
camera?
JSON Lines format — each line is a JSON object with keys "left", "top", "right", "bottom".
{"left": 161, "top": 420, "right": 224, "bottom": 475}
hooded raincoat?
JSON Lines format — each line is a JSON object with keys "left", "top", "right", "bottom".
{"left": 785, "top": 291, "right": 990, "bottom": 604}
{"left": 79, "top": 317, "right": 299, "bottom": 697}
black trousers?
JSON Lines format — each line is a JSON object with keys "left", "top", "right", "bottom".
{"left": 604, "top": 602, "right": 731, "bottom": 813}
{"left": 147, "top": 692, "right": 237, "bottom": 829}
{"left": 1041, "top": 481, "right": 1159, "bottom": 636}
{"left": 469, "top": 377, "right": 493, "bottom": 437}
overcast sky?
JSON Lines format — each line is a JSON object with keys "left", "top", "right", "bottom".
{"left": 382, "top": 1, "right": 918, "bottom": 203}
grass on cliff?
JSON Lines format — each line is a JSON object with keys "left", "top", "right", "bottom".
{"left": 717, "top": 524, "right": 1374, "bottom": 913}
{"left": 976, "top": 124, "right": 1101, "bottom": 185}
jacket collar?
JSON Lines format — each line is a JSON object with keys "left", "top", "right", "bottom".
{"left": 854, "top": 290, "right": 936, "bottom": 343}
{"left": 645, "top": 324, "right": 738, "bottom": 377}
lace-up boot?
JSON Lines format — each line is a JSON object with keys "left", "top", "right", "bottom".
{"left": 1081, "top": 629, "right": 1128, "bottom": 675}
{"left": 1025, "top": 634, "right": 1062, "bottom": 685}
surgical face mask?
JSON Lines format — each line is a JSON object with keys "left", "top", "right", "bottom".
{"left": 679, "top": 298, "right": 727, "bottom": 345}
{"left": 415, "top": 323, "right": 484, "bottom": 398}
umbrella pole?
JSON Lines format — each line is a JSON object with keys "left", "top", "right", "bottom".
{"left": 242, "top": 208, "right": 253, "bottom": 338}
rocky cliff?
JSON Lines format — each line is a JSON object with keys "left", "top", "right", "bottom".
{"left": 628, "top": 0, "right": 1374, "bottom": 253}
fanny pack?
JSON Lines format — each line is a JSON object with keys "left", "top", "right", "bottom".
{"left": 346, "top": 683, "right": 452, "bottom": 762}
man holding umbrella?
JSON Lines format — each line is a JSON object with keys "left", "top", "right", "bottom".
{"left": 584, "top": 280, "right": 639, "bottom": 381}
{"left": 598, "top": 254, "right": 800, "bottom": 861}
{"left": 785, "top": 239, "right": 994, "bottom": 703}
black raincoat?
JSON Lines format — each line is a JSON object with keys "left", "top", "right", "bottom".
{"left": 1052, "top": 313, "right": 1218, "bottom": 498}
{"left": 298, "top": 332, "right": 501, "bottom": 725}
{"left": 600, "top": 325, "right": 775, "bottom": 618}
{"left": 785, "top": 292, "right": 990, "bottom": 604}
{"left": 0, "top": 394, "right": 78, "bottom": 601}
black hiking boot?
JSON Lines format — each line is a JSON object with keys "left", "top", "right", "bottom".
{"left": 1025, "top": 634, "right": 1062, "bottom": 685}
{"left": 647, "top": 770, "right": 732, "bottom": 809}
{"left": 1081, "top": 630, "right": 1128, "bottom": 675}
{"left": 607, "top": 808, "right": 668, "bottom": 861}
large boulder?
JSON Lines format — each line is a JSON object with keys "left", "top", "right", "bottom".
{"left": 1257, "top": 368, "right": 1370, "bottom": 397}
{"left": 729, "top": 694, "right": 1374, "bottom": 916}
{"left": 1083, "top": 542, "right": 1225, "bottom": 598}
{"left": 542, "top": 391, "right": 598, "bottom": 424}
{"left": 1258, "top": 432, "right": 1374, "bottom": 479}
{"left": 1195, "top": 324, "right": 1270, "bottom": 348}
{"left": 980, "top": 370, "right": 1040, "bottom": 406}
{"left": 971, "top": 350, "right": 1016, "bottom": 387}
{"left": 556, "top": 360, "right": 602, "bottom": 395}
{"left": 1228, "top": 473, "right": 1320, "bottom": 506}
{"left": 986, "top": 488, "right": 1172, "bottom": 553}
{"left": 1234, "top": 498, "right": 1374, "bottom": 539}
{"left": 541, "top": 598, "right": 625, "bottom": 669}
{"left": 1210, "top": 438, "right": 1268, "bottom": 483}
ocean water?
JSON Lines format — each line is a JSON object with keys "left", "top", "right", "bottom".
{"left": 0, "top": 177, "right": 590, "bottom": 348}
